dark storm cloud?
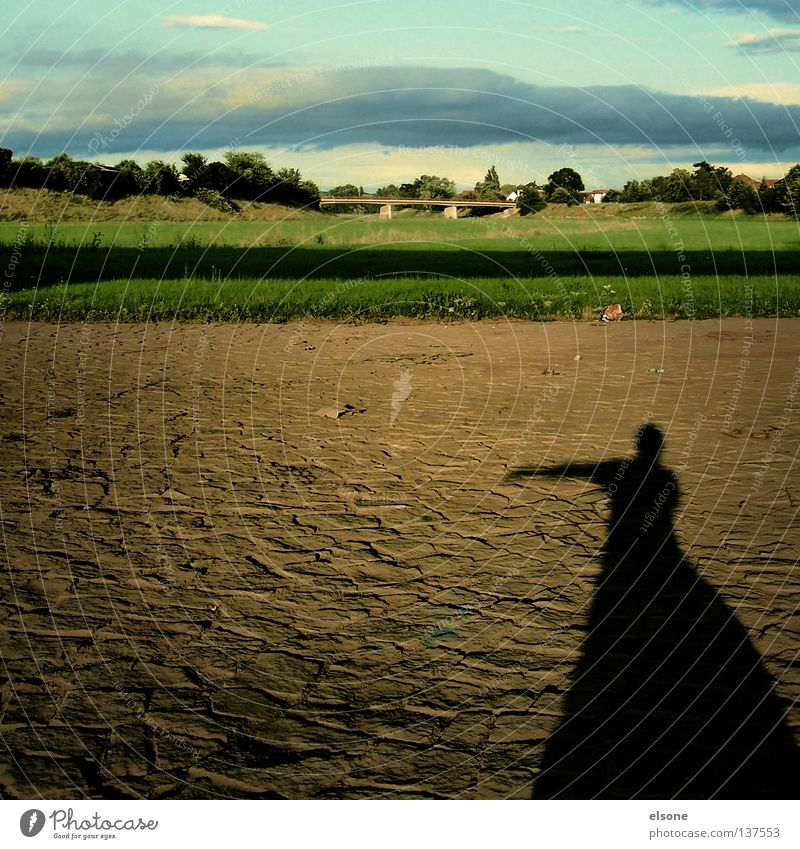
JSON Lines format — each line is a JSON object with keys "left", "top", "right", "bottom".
{"left": 12, "top": 47, "right": 288, "bottom": 73}
{"left": 646, "top": 0, "right": 800, "bottom": 22}
{"left": 5, "top": 66, "right": 800, "bottom": 158}
{"left": 239, "top": 67, "right": 800, "bottom": 152}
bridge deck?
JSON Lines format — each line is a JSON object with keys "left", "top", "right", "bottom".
{"left": 320, "top": 196, "right": 515, "bottom": 208}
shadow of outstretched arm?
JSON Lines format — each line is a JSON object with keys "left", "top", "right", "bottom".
{"left": 506, "top": 462, "right": 608, "bottom": 483}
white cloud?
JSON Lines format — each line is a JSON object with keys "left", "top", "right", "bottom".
{"left": 539, "top": 25, "right": 627, "bottom": 41}
{"left": 161, "top": 15, "right": 268, "bottom": 31}
{"left": 708, "top": 82, "right": 800, "bottom": 104}
{"left": 724, "top": 28, "right": 800, "bottom": 52}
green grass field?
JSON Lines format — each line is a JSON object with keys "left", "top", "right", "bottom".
{"left": 2, "top": 200, "right": 799, "bottom": 321}
{"left": 2, "top": 211, "right": 799, "bottom": 252}
{"left": 4, "top": 275, "right": 797, "bottom": 323}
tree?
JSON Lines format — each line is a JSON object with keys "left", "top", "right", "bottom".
{"left": 413, "top": 174, "right": 455, "bottom": 199}
{"left": 549, "top": 186, "right": 574, "bottom": 205}
{"left": 181, "top": 152, "right": 209, "bottom": 189}
{"left": 662, "top": 168, "right": 693, "bottom": 202}
{"left": 142, "top": 160, "right": 181, "bottom": 195}
{"left": 11, "top": 156, "right": 49, "bottom": 189}
{"left": 690, "top": 161, "right": 732, "bottom": 201}
{"left": 644, "top": 175, "right": 670, "bottom": 201}
{"left": 772, "top": 164, "right": 800, "bottom": 217}
{"left": 717, "top": 179, "right": 758, "bottom": 213}
{"left": 375, "top": 183, "right": 400, "bottom": 197}
{"left": 545, "top": 167, "right": 584, "bottom": 203}
{"left": 602, "top": 189, "right": 620, "bottom": 203}
{"left": 224, "top": 150, "right": 275, "bottom": 199}
{"left": 0, "top": 147, "right": 11, "bottom": 187}
{"left": 45, "top": 153, "right": 80, "bottom": 191}
{"left": 325, "top": 184, "right": 365, "bottom": 213}
{"left": 757, "top": 178, "right": 778, "bottom": 213}
{"left": 45, "top": 153, "right": 101, "bottom": 197}
{"left": 297, "top": 179, "right": 320, "bottom": 206}
{"left": 517, "top": 182, "right": 546, "bottom": 215}
{"left": 114, "top": 159, "right": 146, "bottom": 195}
{"left": 474, "top": 165, "right": 502, "bottom": 199}
{"left": 327, "top": 183, "right": 361, "bottom": 196}
{"left": 619, "top": 180, "right": 645, "bottom": 203}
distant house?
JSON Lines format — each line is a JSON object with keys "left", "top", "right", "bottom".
{"left": 583, "top": 188, "right": 611, "bottom": 204}
{"left": 732, "top": 174, "right": 780, "bottom": 190}
{"left": 504, "top": 190, "right": 519, "bottom": 202}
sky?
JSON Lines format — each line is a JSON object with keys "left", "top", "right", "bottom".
{"left": 2, "top": 0, "right": 800, "bottom": 189}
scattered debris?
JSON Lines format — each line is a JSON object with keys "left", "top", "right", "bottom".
{"left": 574, "top": 353, "right": 582, "bottom": 361}
{"left": 602, "top": 303, "right": 624, "bottom": 322}
{"left": 315, "top": 403, "right": 366, "bottom": 419}
{"left": 542, "top": 368, "right": 561, "bottom": 376}
{"left": 645, "top": 367, "right": 664, "bottom": 374}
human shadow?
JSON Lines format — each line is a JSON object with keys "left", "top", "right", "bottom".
{"left": 508, "top": 425, "right": 799, "bottom": 799}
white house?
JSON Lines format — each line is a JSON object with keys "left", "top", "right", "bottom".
{"left": 583, "top": 189, "right": 610, "bottom": 204}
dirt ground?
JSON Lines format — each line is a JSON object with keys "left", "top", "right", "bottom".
{"left": 1, "top": 316, "right": 798, "bottom": 799}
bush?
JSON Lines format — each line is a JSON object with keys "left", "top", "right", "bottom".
{"left": 195, "top": 188, "right": 241, "bottom": 214}
{"left": 517, "top": 183, "right": 546, "bottom": 215}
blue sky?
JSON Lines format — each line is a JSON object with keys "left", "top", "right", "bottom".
{"left": 2, "top": 0, "right": 800, "bottom": 189}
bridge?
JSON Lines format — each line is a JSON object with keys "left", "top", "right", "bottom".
{"left": 319, "top": 196, "right": 516, "bottom": 219}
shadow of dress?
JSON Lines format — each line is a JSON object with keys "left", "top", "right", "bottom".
{"left": 512, "top": 426, "right": 799, "bottom": 799}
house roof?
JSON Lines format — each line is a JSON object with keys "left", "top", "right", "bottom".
{"left": 733, "top": 173, "right": 780, "bottom": 187}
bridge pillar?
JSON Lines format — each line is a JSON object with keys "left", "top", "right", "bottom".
{"left": 379, "top": 204, "right": 393, "bottom": 220}
{"left": 443, "top": 206, "right": 458, "bottom": 219}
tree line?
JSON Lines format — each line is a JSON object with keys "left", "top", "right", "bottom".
{"left": 1, "top": 147, "right": 798, "bottom": 217}
{"left": 329, "top": 161, "right": 800, "bottom": 217}
{"left": 617, "top": 160, "right": 800, "bottom": 215}
{"left": 0, "top": 148, "right": 319, "bottom": 209}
